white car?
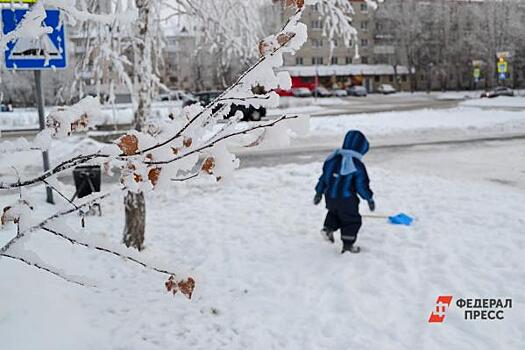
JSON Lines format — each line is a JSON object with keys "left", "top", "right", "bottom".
{"left": 333, "top": 89, "right": 348, "bottom": 97}
{"left": 292, "top": 87, "right": 312, "bottom": 97}
{"left": 157, "top": 90, "right": 195, "bottom": 102}
{"left": 378, "top": 84, "right": 396, "bottom": 94}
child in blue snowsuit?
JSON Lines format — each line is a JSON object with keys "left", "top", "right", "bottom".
{"left": 314, "top": 130, "right": 375, "bottom": 254}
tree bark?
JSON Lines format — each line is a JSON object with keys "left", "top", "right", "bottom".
{"left": 123, "top": 191, "right": 146, "bottom": 250}
{"left": 123, "top": 0, "right": 152, "bottom": 250}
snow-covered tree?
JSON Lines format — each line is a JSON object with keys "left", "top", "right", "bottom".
{"left": 0, "top": 0, "right": 373, "bottom": 289}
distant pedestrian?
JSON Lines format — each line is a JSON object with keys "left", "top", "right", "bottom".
{"left": 313, "top": 130, "right": 375, "bottom": 254}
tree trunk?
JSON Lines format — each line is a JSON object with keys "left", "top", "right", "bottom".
{"left": 123, "top": 0, "right": 152, "bottom": 250}
{"left": 123, "top": 191, "right": 146, "bottom": 250}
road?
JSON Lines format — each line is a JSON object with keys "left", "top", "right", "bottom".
{"left": 240, "top": 138, "right": 525, "bottom": 191}
{"left": 0, "top": 94, "right": 460, "bottom": 139}
{"left": 274, "top": 94, "right": 460, "bottom": 117}
{"left": 39, "top": 136, "right": 522, "bottom": 192}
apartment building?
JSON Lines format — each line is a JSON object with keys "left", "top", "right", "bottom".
{"left": 281, "top": 0, "right": 411, "bottom": 92}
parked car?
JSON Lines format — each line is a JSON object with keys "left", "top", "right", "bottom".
{"left": 292, "top": 87, "right": 312, "bottom": 98}
{"left": 333, "top": 89, "right": 348, "bottom": 97}
{"left": 0, "top": 103, "right": 13, "bottom": 112}
{"left": 158, "top": 90, "right": 195, "bottom": 104}
{"left": 480, "top": 86, "right": 515, "bottom": 98}
{"left": 313, "top": 86, "right": 333, "bottom": 97}
{"left": 378, "top": 84, "right": 396, "bottom": 94}
{"left": 191, "top": 91, "right": 266, "bottom": 121}
{"left": 347, "top": 85, "right": 368, "bottom": 97}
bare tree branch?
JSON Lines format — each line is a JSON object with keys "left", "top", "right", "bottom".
{"left": 0, "top": 191, "right": 113, "bottom": 255}
{"left": 41, "top": 226, "right": 178, "bottom": 277}
{"left": 0, "top": 253, "right": 87, "bottom": 286}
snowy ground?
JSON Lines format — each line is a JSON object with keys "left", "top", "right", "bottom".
{"left": 1, "top": 103, "right": 524, "bottom": 349}
{"left": 1, "top": 157, "right": 524, "bottom": 349}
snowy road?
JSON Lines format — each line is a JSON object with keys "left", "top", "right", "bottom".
{"left": 240, "top": 138, "right": 525, "bottom": 190}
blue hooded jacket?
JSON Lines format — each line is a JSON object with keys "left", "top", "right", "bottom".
{"left": 315, "top": 130, "right": 373, "bottom": 200}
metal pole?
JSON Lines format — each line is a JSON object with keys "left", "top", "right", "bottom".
{"left": 314, "top": 65, "right": 318, "bottom": 100}
{"left": 34, "top": 70, "right": 54, "bottom": 204}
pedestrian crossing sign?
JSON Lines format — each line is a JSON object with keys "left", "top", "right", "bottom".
{"left": 2, "top": 8, "right": 67, "bottom": 70}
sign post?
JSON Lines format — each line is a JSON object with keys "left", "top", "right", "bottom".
{"left": 2, "top": 7, "right": 68, "bottom": 204}
{"left": 496, "top": 52, "right": 511, "bottom": 86}
{"left": 472, "top": 60, "right": 483, "bottom": 90}
{"left": 34, "top": 70, "right": 54, "bottom": 203}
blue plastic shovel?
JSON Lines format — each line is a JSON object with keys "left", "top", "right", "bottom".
{"left": 363, "top": 212, "right": 414, "bottom": 226}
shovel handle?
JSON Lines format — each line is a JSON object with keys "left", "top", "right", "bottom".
{"left": 362, "top": 214, "right": 390, "bottom": 219}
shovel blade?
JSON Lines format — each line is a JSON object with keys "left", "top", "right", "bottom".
{"left": 388, "top": 213, "right": 414, "bottom": 226}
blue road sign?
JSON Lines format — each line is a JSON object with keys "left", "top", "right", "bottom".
{"left": 2, "top": 9, "right": 66, "bottom": 70}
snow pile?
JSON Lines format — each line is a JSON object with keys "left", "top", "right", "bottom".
{"left": 461, "top": 96, "right": 525, "bottom": 108}
{"left": 309, "top": 107, "right": 525, "bottom": 138}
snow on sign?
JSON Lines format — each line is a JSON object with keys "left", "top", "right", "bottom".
{"left": 1, "top": 9, "right": 66, "bottom": 70}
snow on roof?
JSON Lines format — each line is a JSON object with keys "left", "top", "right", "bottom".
{"left": 279, "top": 64, "right": 411, "bottom": 77}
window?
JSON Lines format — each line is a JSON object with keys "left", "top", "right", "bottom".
{"left": 312, "top": 38, "right": 323, "bottom": 47}
{"left": 374, "top": 76, "right": 380, "bottom": 82}
{"left": 331, "top": 57, "right": 338, "bottom": 65}
{"left": 360, "top": 3, "right": 368, "bottom": 12}
{"left": 312, "top": 57, "right": 324, "bottom": 65}
{"left": 361, "top": 21, "right": 369, "bottom": 31}
{"left": 296, "top": 57, "right": 304, "bottom": 65}
{"left": 402, "top": 75, "right": 408, "bottom": 82}
{"left": 333, "top": 39, "right": 338, "bottom": 47}
{"left": 361, "top": 39, "right": 368, "bottom": 47}
{"left": 389, "top": 75, "right": 394, "bottom": 82}
{"left": 361, "top": 56, "right": 368, "bottom": 64}
{"left": 346, "top": 57, "right": 352, "bottom": 64}
{"left": 311, "top": 20, "right": 322, "bottom": 29}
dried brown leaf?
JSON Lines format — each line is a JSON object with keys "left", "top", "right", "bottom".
{"left": 201, "top": 157, "right": 215, "bottom": 174}
{"left": 148, "top": 167, "right": 162, "bottom": 186}
{"left": 258, "top": 40, "right": 270, "bottom": 56}
{"left": 183, "top": 137, "right": 192, "bottom": 148}
{"left": 133, "top": 173, "right": 143, "bottom": 183}
{"left": 70, "top": 113, "right": 89, "bottom": 133}
{"left": 1, "top": 206, "right": 11, "bottom": 225}
{"left": 178, "top": 277, "right": 196, "bottom": 299}
{"left": 117, "top": 134, "right": 139, "bottom": 156}
{"left": 283, "top": 0, "right": 304, "bottom": 9}
{"left": 277, "top": 32, "right": 295, "bottom": 46}
{"left": 165, "top": 275, "right": 176, "bottom": 293}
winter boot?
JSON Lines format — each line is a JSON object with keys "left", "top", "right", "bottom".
{"left": 321, "top": 227, "right": 335, "bottom": 243}
{"left": 341, "top": 241, "right": 360, "bottom": 254}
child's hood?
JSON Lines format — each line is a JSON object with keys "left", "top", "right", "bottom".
{"left": 342, "top": 130, "right": 369, "bottom": 155}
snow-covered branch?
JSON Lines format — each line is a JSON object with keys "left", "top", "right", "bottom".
{"left": 0, "top": 0, "right": 315, "bottom": 293}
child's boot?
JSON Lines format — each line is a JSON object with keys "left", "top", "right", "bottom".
{"left": 341, "top": 240, "right": 360, "bottom": 254}
{"left": 320, "top": 227, "right": 335, "bottom": 243}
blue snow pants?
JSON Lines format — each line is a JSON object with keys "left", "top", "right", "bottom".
{"left": 324, "top": 196, "right": 362, "bottom": 245}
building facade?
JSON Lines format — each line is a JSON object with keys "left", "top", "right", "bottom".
{"left": 281, "top": 0, "right": 411, "bottom": 92}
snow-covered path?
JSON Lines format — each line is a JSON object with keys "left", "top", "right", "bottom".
{"left": 1, "top": 159, "right": 524, "bottom": 349}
